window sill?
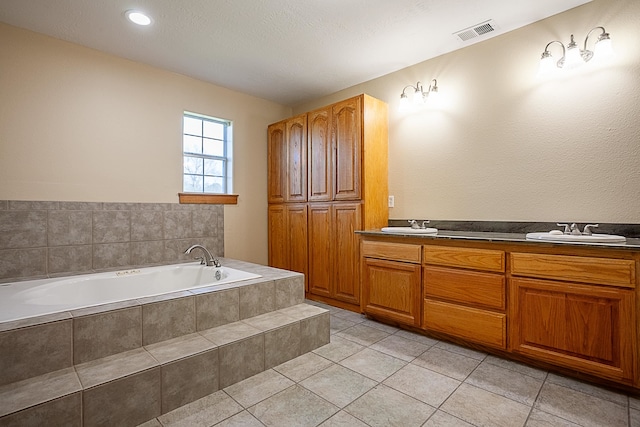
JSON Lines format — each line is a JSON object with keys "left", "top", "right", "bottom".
{"left": 178, "top": 193, "right": 238, "bottom": 205}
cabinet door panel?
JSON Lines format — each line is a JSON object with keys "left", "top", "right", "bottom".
{"left": 287, "top": 204, "right": 308, "bottom": 291}
{"left": 566, "top": 296, "right": 615, "bottom": 362}
{"left": 267, "top": 122, "right": 286, "bottom": 204}
{"left": 286, "top": 115, "right": 307, "bottom": 202}
{"left": 363, "top": 258, "right": 421, "bottom": 326}
{"left": 332, "top": 97, "right": 361, "bottom": 201}
{"left": 308, "top": 204, "right": 332, "bottom": 298}
{"left": 520, "top": 288, "right": 567, "bottom": 351}
{"left": 267, "top": 205, "right": 287, "bottom": 269}
{"left": 510, "top": 278, "right": 635, "bottom": 382}
{"left": 308, "top": 108, "right": 332, "bottom": 202}
{"left": 333, "top": 203, "right": 362, "bottom": 304}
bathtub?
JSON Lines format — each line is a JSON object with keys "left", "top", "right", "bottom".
{"left": 0, "top": 262, "right": 261, "bottom": 323}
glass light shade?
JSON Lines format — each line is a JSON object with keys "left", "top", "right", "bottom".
{"left": 398, "top": 93, "right": 411, "bottom": 113}
{"left": 427, "top": 87, "right": 439, "bottom": 104}
{"left": 412, "top": 88, "right": 425, "bottom": 106}
{"left": 594, "top": 37, "right": 615, "bottom": 61}
{"left": 126, "top": 10, "right": 152, "bottom": 26}
{"left": 538, "top": 53, "right": 557, "bottom": 76}
{"left": 564, "top": 45, "right": 584, "bottom": 70}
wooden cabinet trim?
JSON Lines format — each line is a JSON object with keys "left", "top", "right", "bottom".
{"left": 423, "top": 245, "right": 505, "bottom": 272}
{"left": 510, "top": 252, "right": 636, "bottom": 288}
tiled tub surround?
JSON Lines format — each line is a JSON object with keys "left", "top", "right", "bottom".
{"left": 0, "top": 200, "right": 224, "bottom": 283}
{"left": 0, "top": 259, "right": 330, "bottom": 426}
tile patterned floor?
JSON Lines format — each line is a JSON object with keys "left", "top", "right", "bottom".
{"left": 141, "top": 301, "right": 640, "bottom": 427}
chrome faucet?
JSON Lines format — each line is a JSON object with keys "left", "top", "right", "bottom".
{"left": 570, "top": 223, "right": 581, "bottom": 235}
{"left": 556, "top": 223, "right": 599, "bottom": 235}
{"left": 408, "top": 220, "right": 430, "bottom": 229}
{"left": 184, "top": 245, "right": 221, "bottom": 267}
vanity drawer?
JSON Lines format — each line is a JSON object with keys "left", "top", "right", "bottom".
{"left": 424, "top": 266, "right": 505, "bottom": 310}
{"left": 424, "top": 299, "right": 506, "bottom": 349}
{"left": 362, "top": 241, "right": 421, "bottom": 263}
{"left": 423, "top": 246, "right": 505, "bottom": 272}
{"left": 510, "top": 253, "right": 636, "bottom": 288}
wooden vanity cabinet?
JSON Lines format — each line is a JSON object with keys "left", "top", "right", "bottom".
{"left": 361, "top": 241, "right": 422, "bottom": 326}
{"left": 509, "top": 253, "right": 637, "bottom": 383}
{"left": 423, "top": 245, "right": 507, "bottom": 349}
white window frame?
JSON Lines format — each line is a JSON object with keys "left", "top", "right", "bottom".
{"left": 182, "top": 111, "right": 233, "bottom": 194}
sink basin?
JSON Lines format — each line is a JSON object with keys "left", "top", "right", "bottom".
{"left": 525, "top": 232, "right": 626, "bottom": 243}
{"left": 381, "top": 227, "right": 438, "bottom": 235}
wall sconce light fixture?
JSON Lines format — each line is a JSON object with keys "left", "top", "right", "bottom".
{"left": 538, "top": 26, "right": 614, "bottom": 75}
{"left": 399, "top": 79, "right": 439, "bottom": 112}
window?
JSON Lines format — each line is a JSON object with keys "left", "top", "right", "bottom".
{"left": 182, "top": 112, "right": 233, "bottom": 194}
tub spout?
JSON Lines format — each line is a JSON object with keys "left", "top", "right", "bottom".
{"left": 184, "top": 245, "right": 221, "bottom": 267}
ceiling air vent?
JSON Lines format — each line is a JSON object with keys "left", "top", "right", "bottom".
{"left": 453, "top": 20, "right": 499, "bottom": 42}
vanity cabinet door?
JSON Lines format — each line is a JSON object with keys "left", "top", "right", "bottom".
{"left": 510, "top": 277, "right": 635, "bottom": 383}
{"left": 362, "top": 258, "right": 421, "bottom": 326}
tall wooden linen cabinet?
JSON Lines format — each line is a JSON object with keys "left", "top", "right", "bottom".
{"left": 267, "top": 94, "right": 388, "bottom": 311}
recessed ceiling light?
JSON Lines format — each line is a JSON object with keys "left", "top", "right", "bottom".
{"left": 125, "top": 10, "right": 152, "bottom": 26}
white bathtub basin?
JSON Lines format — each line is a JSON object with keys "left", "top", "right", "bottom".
{"left": 381, "top": 227, "right": 438, "bottom": 235}
{"left": 525, "top": 232, "right": 626, "bottom": 243}
{"left": 0, "top": 262, "right": 261, "bottom": 322}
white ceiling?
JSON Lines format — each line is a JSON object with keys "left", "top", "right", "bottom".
{"left": 0, "top": 0, "right": 591, "bottom": 106}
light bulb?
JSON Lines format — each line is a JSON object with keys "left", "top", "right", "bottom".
{"left": 126, "top": 10, "right": 152, "bottom": 26}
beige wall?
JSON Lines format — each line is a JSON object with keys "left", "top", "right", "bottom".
{"left": 0, "top": 23, "right": 291, "bottom": 264}
{"left": 294, "top": 0, "right": 640, "bottom": 223}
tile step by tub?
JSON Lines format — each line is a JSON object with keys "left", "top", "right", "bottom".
{"left": 0, "top": 303, "right": 330, "bottom": 427}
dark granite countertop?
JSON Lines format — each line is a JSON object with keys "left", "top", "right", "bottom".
{"left": 357, "top": 229, "right": 640, "bottom": 250}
